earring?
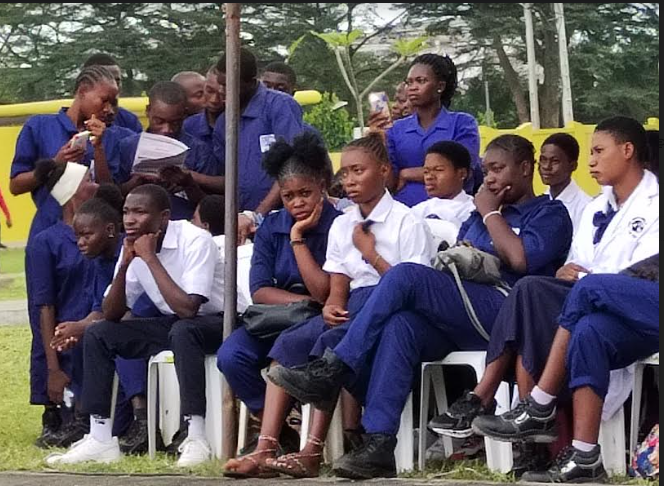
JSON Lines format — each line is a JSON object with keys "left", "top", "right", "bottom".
{"left": 437, "top": 89, "right": 443, "bottom": 94}
{"left": 108, "top": 233, "right": 115, "bottom": 239}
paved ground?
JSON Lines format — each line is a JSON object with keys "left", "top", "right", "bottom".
{"left": 0, "top": 298, "right": 28, "bottom": 325}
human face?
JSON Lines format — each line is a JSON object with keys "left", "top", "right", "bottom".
{"left": 78, "top": 80, "right": 118, "bottom": 122}
{"left": 73, "top": 213, "right": 114, "bottom": 258}
{"left": 217, "top": 72, "right": 257, "bottom": 107}
{"left": 147, "top": 100, "right": 186, "bottom": 138}
{"left": 280, "top": 176, "right": 324, "bottom": 222}
{"left": 482, "top": 148, "right": 532, "bottom": 204}
{"left": 179, "top": 76, "right": 206, "bottom": 115}
{"left": 105, "top": 65, "right": 123, "bottom": 91}
{"left": 392, "top": 83, "right": 412, "bottom": 120}
{"left": 192, "top": 206, "right": 209, "bottom": 232}
{"left": 339, "top": 148, "right": 388, "bottom": 205}
{"left": 72, "top": 171, "right": 99, "bottom": 206}
{"left": 423, "top": 153, "right": 467, "bottom": 199}
{"left": 588, "top": 130, "right": 636, "bottom": 186}
{"left": 262, "top": 71, "right": 294, "bottom": 96}
{"left": 204, "top": 72, "right": 224, "bottom": 115}
{"left": 123, "top": 193, "right": 169, "bottom": 242}
{"left": 406, "top": 64, "right": 444, "bottom": 109}
{"left": 539, "top": 144, "right": 576, "bottom": 187}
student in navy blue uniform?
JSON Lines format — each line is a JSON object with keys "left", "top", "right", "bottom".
{"left": 27, "top": 160, "right": 99, "bottom": 447}
{"left": 219, "top": 132, "right": 340, "bottom": 476}
{"left": 82, "top": 53, "right": 143, "bottom": 134}
{"left": 172, "top": 71, "right": 207, "bottom": 117}
{"left": 386, "top": 54, "right": 481, "bottom": 206}
{"left": 269, "top": 134, "right": 573, "bottom": 479}
{"left": 183, "top": 66, "right": 225, "bottom": 154}
{"left": 117, "top": 82, "right": 223, "bottom": 221}
{"left": 431, "top": 118, "right": 659, "bottom": 452}
{"left": 224, "top": 134, "right": 433, "bottom": 479}
{"left": 213, "top": 48, "right": 305, "bottom": 214}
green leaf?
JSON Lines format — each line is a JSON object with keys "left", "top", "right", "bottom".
{"left": 392, "top": 36, "right": 429, "bottom": 57}
{"left": 288, "top": 34, "right": 307, "bottom": 59}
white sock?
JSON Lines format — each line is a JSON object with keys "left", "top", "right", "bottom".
{"left": 90, "top": 415, "right": 113, "bottom": 443}
{"left": 531, "top": 386, "right": 556, "bottom": 406}
{"left": 572, "top": 439, "right": 597, "bottom": 452}
{"left": 187, "top": 415, "right": 206, "bottom": 440}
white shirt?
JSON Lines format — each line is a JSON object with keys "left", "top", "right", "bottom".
{"left": 567, "top": 170, "right": 659, "bottom": 274}
{"left": 117, "top": 220, "right": 225, "bottom": 316}
{"left": 411, "top": 192, "right": 475, "bottom": 249}
{"left": 213, "top": 235, "right": 251, "bottom": 313}
{"left": 546, "top": 179, "right": 592, "bottom": 236}
{"left": 324, "top": 191, "right": 433, "bottom": 291}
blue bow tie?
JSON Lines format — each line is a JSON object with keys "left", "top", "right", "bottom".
{"left": 592, "top": 205, "right": 617, "bottom": 244}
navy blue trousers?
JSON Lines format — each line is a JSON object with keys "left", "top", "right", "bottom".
{"left": 560, "top": 274, "right": 659, "bottom": 399}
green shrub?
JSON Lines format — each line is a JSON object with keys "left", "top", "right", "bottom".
{"left": 304, "top": 92, "right": 355, "bottom": 151}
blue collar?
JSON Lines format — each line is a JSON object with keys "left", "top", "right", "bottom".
{"left": 57, "top": 108, "right": 79, "bottom": 134}
{"left": 405, "top": 107, "right": 452, "bottom": 134}
{"left": 242, "top": 83, "right": 268, "bottom": 119}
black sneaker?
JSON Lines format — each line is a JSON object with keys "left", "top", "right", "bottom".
{"left": 47, "top": 413, "right": 90, "bottom": 448}
{"left": 428, "top": 391, "right": 496, "bottom": 438}
{"left": 343, "top": 426, "right": 365, "bottom": 453}
{"left": 267, "top": 349, "right": 350, "bottom": 412}
{"left": 333, "top": 434, "right": 397, "bottom": 480}
{"left": 472, "top": 395, "right": 557, "bottom": 443}
{"left": 119, "top": 416, "right": 163, "bottom": 454}
{"left": 512, "top": 441, "right": 551, "bottom": 478}
{"left": 34, "top": 407, "right": 62, "bottom": 448}
{"left": 165, "top": 427, "right": 187, "bottom": 456}
{"left": 521, "top": 445, "right": 608, "bottom": 483}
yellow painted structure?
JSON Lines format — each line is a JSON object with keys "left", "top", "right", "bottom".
{"left": 0, "top": 95, "right": 658, "bottom": 244}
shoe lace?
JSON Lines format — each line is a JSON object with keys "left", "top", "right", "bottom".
{"left": 550, "top": 446, "right": 575, "bottom": 472}
{"left": 500, "top": 400, "right": 528, "bottom": 420}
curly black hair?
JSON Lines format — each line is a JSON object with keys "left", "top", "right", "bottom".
{"left": 262, "top": 131, "right": 333, "bottom": 186}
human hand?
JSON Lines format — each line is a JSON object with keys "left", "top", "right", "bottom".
{"left": 475, "top": 184, "right": 510, "bottom": 218}
{"left": 5, "top": 219, "right": 12, "bottom": 228}
{"left": 51, "top": 321, "right": 86, "bottom": 352}
{"left": 556, "top": 263, "right": 591, "bottom": 282}
{"left": 159, "top": 166, "right": 194, "bottom": 193}
{"left": 121, "top": 238, "right": 136, "bottom": 266}
{"left": 352, "top": 223, "right": 377, "bottom": 261}
{"left": 323, "top": 304, "right": 350, "bottom": 327}
{"left": 238, "top": 214, "right": 256, "bottom": 246}
{"left": 84, "top": 115, "right": 106, "bottom": 147}
{"left": 54, "top": 141, "right": 86, "bottom": 164}
{"left": 291, "top": 198, "right": 324, "bottom": 240}
{"left": 47, "top": 368, "right": 70, "bottom": 404}
{"left": 133, "top": 231, "right": 161, "bottom": 262}
{"left": 367, "top": 110, "right": 392, "bottom": 132}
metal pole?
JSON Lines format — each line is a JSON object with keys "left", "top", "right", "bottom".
{"left": 523, "top": 3, "right": 541, "bottom": 129}
{"left": 222, "top": 2, "right": 241, "bottom": 462}
{"left": 555, "top": 3, "right": 574, "bottom": 126}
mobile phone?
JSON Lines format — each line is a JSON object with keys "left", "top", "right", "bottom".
{"left": 368, "top": 92, "right": 392, "bottom": 121}
{"left": 70, "top": 130, "right": 91, "bottom": 150}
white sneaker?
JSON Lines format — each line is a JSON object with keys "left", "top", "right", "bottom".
{"left": 45, "top": 434, "right": 121, "bottom": 465}
{"left": 176, "top": 437, "right": 211, "bottom": 467}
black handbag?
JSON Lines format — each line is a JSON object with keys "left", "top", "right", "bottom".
{"left": 242, "top": 299, "right": 323, "bottom": 340}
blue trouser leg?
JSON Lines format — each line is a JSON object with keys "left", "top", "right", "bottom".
{"left": 115, "top": 358, "right": 148, "bottom": 400}
{"left": 217, "top": 327, "right": 275, "bottom": 415}
{"left": 27, "top": 243, "right": 49, "bottom": 404}
{"left": 334, "top": 263, "right": 504, "bottom": 374}
{"left": 561, "top": 275, "right": 659, "bottom": 399}
{"left": 359, "top": 312, "right": 453, "bottom": 435}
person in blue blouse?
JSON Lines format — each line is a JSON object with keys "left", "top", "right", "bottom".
{"left": 386, "top": 54, "right": 482, "bottom": 207}
{"left": 212, "top": 48, "right": 305, "bottom": 214}
{"left": 116, "top": 82, "right": 224, "bottom": 221}
{"left": 218, "top": 132, "right": 341, "bottom": 473}
{"left": 183, "top": 66, "right": 225, "bottom": 154}
{"left": 268, "top": 134, "right": 574, "bottom": 479}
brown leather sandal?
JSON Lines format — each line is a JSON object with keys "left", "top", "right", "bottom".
{"left": 223, "top": 435, "right": 280, "bottom": 479}
{"left": 264, "top": 435, "right": 324, "bottom": 479}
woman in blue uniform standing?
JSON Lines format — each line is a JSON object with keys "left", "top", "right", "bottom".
{"left": 218, "top": 132, "right": 341, "bottom": 464}
{"left": 268, "top": 134, "right": 574, "bottom": 479}
{"left": 27, "top": 160, "right": 99, "bottom": 446}
{"left": 387, "top": 54, "right": 481, "bottom": 206}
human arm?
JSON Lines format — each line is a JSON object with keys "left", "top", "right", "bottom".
{"left": 86, "top": 115, "right": 113, "bottom": 185}
{"left": 40, "top": 305, "right": 70, "bottom": 404}
{"left": 322, "top": 273, "right": 352, "bottom": 327}
{"left": 102, "top": 240, "right": 135, "bottom": 321}
{"left": 50, "top": 311, "right": 103, "bottom": 352}
{"left": 352, "top": 223, "right": 392, "bottom": 276}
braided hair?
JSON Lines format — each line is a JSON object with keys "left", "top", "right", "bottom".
{"left": 74, "top": 65, "right": 117, "bottom": 94}
{"left": 343, "top": 132, "right": 390, "bottom": 166}
{"left": 486, "top": 135, "right": 536, "bottom": 168}
{"left": 263, "top": 131, "right": 333, "bottom": 186}
{"left": 410, "top": 54, "right": 458, "bottom": 109}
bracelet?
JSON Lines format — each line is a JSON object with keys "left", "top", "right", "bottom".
{"left": 372, "top": 254, "right": 383, "bottom": 267}
{"left": 482, "top": 210, "right": 502, "bottom": 225}
{"left": 290, "top": 238, "right": 306, "bottom": 247}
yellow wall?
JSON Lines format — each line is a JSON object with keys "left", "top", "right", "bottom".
{"left": 0, "top": 99, "right": 658, "bottom": 245}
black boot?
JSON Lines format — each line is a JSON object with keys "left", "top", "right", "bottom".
{"left": 267, "top": 349, "right": 350, "bottom": 411}
{"left": 48, "top": 412, "right": 90, "bottom": 448}
{"left": 34, "top": 406, "right": 62, "bottom": 448}
{"left": 333, "top": 433, "right": 397, "bottom": 480}
{"left": 521, "top": 445, "right": 608, "bottom": 483}
{"left": 119, "top": 409, "right": 163, "bottom": 454}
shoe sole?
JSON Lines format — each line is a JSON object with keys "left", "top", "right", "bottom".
{"left": 471, "top": 423, "right": 557, "bottom": 443}
{"left": 429, "top": 425, "right": 474, "bottom": 439}
{"left": 267, "top": 369, "right": 336, "bottom": 412}
{"left": 333, "top": 465, "right": 397, "bottom": 480}
{"left": 520, "top": 474, "right": 608, "bottom": 483}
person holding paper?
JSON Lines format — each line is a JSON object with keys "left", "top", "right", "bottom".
{"left": 117, "top": 82, "right": 224, "bottom": 221}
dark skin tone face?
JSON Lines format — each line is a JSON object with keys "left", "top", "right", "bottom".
{"left": 405, "top": 63, "right": 445, "bottom": 110}
{"left": 146, "top": 100, "right": 186, "bottom": 138}
{"left": 539, "top": 143, "right": 577, "bottom": 188}
{"left": 588, "top": 131, "right": 637, "bottom": 186}
{"left": 339, "top": 148, "right": 390, "bottom": 207}
{"left": 78, "top": 80, "right": 119, "bottom": 123}
{"left": 217, "top": 71, "right": 258, "bottom": 108}
{"left": 279, "top": 176, "right": 325, "bottom": 222}
{"left": 423, "top": 153, "right": 468, "bottom": 199}
{"left": 123, "top": 193, "right": 170, "bottom": 243}
{"left": 482, "top": 147, "right": 534, "bottom": 205}
{"left": 204, "top": 71, "right": 225, "bottom": 115}
{"left": 73, "top": 213, "right": 116, "bottom": 259}
{"left": 178, "top": 75, "right": 206, "bottom": 115}
{"left": 262, "top": 71, "right": 295, "bottom": 96}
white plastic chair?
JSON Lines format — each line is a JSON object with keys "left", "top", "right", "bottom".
{"left": 146, "top": 350, "right": 225, "bottom": 459}
{"left": 629, "top": 353, "right": 659, "bottom": 459}
{"left": 237, "top": 243, "right": 254, "bottom": 313}
{"left": 418, "top": 351, "right": 513, "bottom": 473}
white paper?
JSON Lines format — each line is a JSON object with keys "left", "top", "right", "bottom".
{"left": 131, "top": 132, "right": 189, "bottom": 175}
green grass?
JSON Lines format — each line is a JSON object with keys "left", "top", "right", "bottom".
{"left": 0, "top": 248, "right": 26, "bottom": 275}
{"left": 0, "top": 275, "right": 27, "bottom": 301}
